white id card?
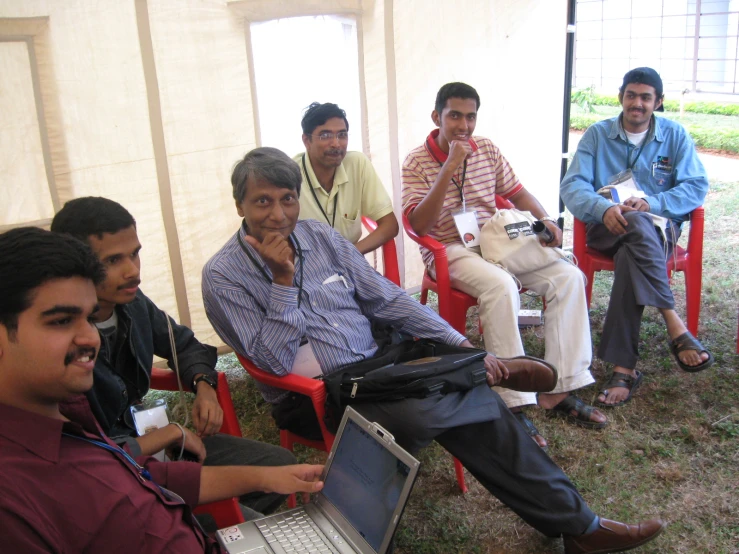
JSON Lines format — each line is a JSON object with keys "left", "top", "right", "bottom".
{"left": 453, "top": 210, "right": 480, "bottom": 248}
{"left": 131, "top": 400, "right": 170, "bottom": 461}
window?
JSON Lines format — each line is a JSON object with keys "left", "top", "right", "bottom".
{"left": 250, "top": 15, "right": 364, "bottom": 157}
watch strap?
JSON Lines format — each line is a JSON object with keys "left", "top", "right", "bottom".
{"left": 193, "top": 374, "right": 217, "bottom": 391}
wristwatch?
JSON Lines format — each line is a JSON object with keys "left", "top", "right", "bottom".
{"left": 540, "top": 216, "right": 558, "bottom": 225}
{"left": 192, "top": 374, "right": 218, "bottom": 391}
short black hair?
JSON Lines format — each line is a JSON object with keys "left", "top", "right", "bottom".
{"left": 231, "top": 147, "right": 302, "bottom": 203}
{"left": 435, "top": 82, "right": 481, "bottom": 114}
{"left": 301, "top": 102, "right": 349, "bottom": 136}
{"left": 51, "top": 197, "right": 136, "bottom": 243}
{"left": 0, "top": 227, "right": 105, "bottom": 335}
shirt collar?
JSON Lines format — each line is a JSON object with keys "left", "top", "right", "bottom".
{"left": 609, "top": 114, "right": 662, "bottom": 144}
{"left": 302, "top": 152, "right": 348, "bottom": 192}
{"left": 424, "top": 129, "right": 479, "bottom": 163}
{"left": 0, "top": 395, "right": 99, "bottom": 463}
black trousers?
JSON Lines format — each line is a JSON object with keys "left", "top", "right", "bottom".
{"left": 586, "top": 211, "right": 681, "bottom": 369}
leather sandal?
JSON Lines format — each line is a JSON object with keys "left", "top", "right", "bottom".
{"left": 512, "top": 410, "right": 548, "bottom": 451}
{"left": 595, "top": 370, "right": 643, "bottom": 408}
{"left": 670, "top": 331, "right": 714, "bottom": 373}
{"left": 550, "top": 395, "right": 607, "bottom": 429}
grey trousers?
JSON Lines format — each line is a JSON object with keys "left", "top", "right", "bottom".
{"left": 355, "top": 387, "right": 596, "bottom": 538}
{"left": 202, "top": 434, "right": 297, "bottom": 519}
{"left": 586, "top": 211, "right": 681, "bottom": 369}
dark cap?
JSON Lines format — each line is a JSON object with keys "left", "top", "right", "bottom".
{"left": 621, "top": 67, "right": 664, "bottom": 111}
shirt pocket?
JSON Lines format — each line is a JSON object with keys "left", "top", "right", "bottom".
{"left": 310, "top": 278, "right": 356, "bottom": 313}
{"left": 341, "top": 209, "right": 363, "bottom": 243}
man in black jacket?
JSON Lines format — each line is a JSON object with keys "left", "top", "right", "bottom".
{"left": 51, "top": 196, "right": 296, "bottom": 522}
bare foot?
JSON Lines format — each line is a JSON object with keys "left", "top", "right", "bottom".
{"left": 597, "top": 367, "right": 638, "bottom": 405}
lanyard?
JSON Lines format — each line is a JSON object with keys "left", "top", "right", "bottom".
{"left": 62, "top": 431, "right": 212, "bottom": 547}
{"left": 62, "top": 432, "right": 155, "bottom": 483}
{"left": 236, "top": 220, "right": 304, "bottom": 308}
{"left": 302, "top": 154, "right": 338, "bottom": 227}
{"left": 625, "top": 119, "right": 650, "bottom": 170}
{"left": 425, "top": 142, "right": 468, "bottom": 209}
{"left": 626, "top": 142, "right": 645, "bottom": 170}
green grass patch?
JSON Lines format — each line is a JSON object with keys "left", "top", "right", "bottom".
{"left": 569, "top": 103, "right": 739, "bottom": 154}
{"left": 155, "top": 180, "right": 739, "bottom": 553}
{"left": 575, "top": 92, "right": 739, "bottom": 117}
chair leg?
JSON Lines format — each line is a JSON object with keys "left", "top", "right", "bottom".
{"left": 453, "top": 457, "right": 467, "bottom": 493}
{"left": 449, "top": 308, "right": 470, "bottom": 336}
{"left": 280, "top": 430, "right": 294, "bottom": 452}
{"left": 420, "top": 287, "right": 429, "bottom": 306}
{"left": 684, "top": 268, "right": 700, "bottom": 336}
{"left": 584, "top": 267, "right": 595, "bottom": 308}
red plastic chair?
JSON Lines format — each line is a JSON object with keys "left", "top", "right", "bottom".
{"left": 150, "top": 368, "right": 245, "bottom": 528}
{"left": 572, "top": 207, "right": 704, "bottom": 336}
{"left": 362, "top": 216, "right": 401, "bottom": 286}
{"left": 402, "top": 195, "right": 519, "bottom": 335}
{"left": 237, "top": 355, "right": 469, "bottom": 502}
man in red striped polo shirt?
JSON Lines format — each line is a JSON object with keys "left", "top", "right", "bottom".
{"left": 402, "top": 82, "right": 605, "bottom": 449}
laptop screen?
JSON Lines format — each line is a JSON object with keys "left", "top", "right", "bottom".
{"left": 320, "top": 418, "right": 412, "bottom": 552}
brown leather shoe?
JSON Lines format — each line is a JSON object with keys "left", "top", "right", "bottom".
{"left": 563, "top": 518, "right": 665, "bottom": 554}
{"left": 497, "top": 356, "right": 558, "bottom": 392}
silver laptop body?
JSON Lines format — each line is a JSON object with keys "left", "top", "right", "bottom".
{"left": 216, "top": 407, "right": 420, "bottom": 554}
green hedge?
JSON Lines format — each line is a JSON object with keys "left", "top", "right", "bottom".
{"left": 582, "top": 93, "right": 739, "bottom": 116}
{"left": 570, "top": 113, "right": 739, "bottom": 153}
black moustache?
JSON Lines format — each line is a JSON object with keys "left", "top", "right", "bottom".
{"left": 118, "top": 280, "right": 141, "bottom": 290}
{"left": 64, "top": 348, "right": 97, "bottom": 365}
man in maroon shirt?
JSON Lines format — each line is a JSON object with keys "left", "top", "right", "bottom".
{"left": 0, "top": 227, "right": 324, "bottom": 553}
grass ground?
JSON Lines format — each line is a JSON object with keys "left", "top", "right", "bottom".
{"left": 571, "top": 103, "right": 739, "bottom": 130}
{"left": 153, "top": 180, "right": 738, "bottom": 553}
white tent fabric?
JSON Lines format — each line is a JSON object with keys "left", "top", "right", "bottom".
{"left": 0, "top": 0, "right": 567, "bottom": 349}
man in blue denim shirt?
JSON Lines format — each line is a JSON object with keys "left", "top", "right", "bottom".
{"left": 561, "top": 67, "right": 713, "bottom": 408}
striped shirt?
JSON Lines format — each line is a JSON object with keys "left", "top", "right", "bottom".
{"left": 402, "top": 130, "right": 523, "bottom": 266}
{"left": 202, "top": 219, "right": 465, "bottom": 403}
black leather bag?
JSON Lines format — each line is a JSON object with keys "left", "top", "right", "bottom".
{"left": 323, "top": 339, "right": 488, "bottom": 432}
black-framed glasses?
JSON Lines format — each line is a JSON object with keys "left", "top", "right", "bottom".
{"left": 311, "top": 131, "right": 349, "bottom": 142}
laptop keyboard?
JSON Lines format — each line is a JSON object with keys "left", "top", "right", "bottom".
{"left": 256, "top": 509, "right": 341, "bottom": 553}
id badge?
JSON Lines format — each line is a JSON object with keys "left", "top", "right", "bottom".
{"left": 130, "top": 399, "right": 170, "bottom": 436}
{"left": 452, "top": 210, "right": 480, "bottom": 248}
{"left": 607, "top": 169, "right": 642, "bottom": 203}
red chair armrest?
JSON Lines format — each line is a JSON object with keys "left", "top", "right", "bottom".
{"left": 573, "top": 217, "right": 588, "bottom": 264}
{"left": 236, "top": 354, "right": 334, "bottom": 448}
{"left": 362, "top": 216, "right": 401, "bottom": 287}
{"left": 402, "top": 210, "right": 452, "bottom": 315}
{"left": 494, "top": 194, "right": 514, "bottom": 209}
{"left": 149, "top": 367, "right": 242, "bottom": 438}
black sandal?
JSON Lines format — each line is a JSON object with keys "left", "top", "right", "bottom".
{"left": 550, "top": 395, "right": 607, "bottom": 429}
{"left": 595, "top": 370, "right": 643, "bottom": 408}
{"left": 512, "top": 410, "right": 548, "bottom": 451}
{"left": 670, "top": 332, "right": 714, "bottom": 373}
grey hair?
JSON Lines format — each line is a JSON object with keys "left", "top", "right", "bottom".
{"left": 231, "top": 147, "right": 302, "bottom": 203}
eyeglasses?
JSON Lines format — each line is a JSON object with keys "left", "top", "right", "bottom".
{"left": 311, "top": 131, "right": 349, "bottom": 142}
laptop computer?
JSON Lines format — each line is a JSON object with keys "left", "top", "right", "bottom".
{"left": 216, "top": 407, "right": 420, "bottom": 554}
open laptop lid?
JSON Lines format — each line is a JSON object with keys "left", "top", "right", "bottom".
{"left": 314, "top": 407, "right": 420, "bottom": 554}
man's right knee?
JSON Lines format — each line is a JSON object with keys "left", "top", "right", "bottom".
{"left": 623, "top": 211, "right": 656, "bottom": 237}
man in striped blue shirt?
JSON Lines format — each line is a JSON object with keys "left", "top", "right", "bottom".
{"left": 202, "top": 147, "right": 664, "bottom": 554}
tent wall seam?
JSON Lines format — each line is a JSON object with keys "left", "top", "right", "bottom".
{"left": 134, "top": 0, "right": 192, "bottom": 328}
{"left": 382, "top": 0, "right": 404, "bottom": 285}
